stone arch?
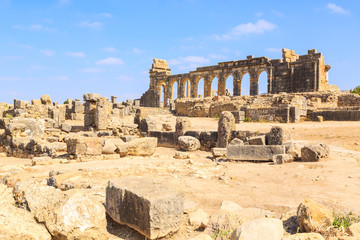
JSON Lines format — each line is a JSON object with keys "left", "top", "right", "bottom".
{"left": 159, "top": 82, "right": 166, "bottom": 107}
{"left": 239, "top": 71, "right": 251, "bottom": 96}
{"left": 256, "top": 69, "right": 269, "bottom": 94}
{"left": 210, "top": 75, "right": 219, "bottom": 96}
{"left": 224, "top": 73, "right": 234, "bottom": 96}
{"left": 193, "top": 75, "right": 205, "bottom": 98}
{"left": 181, "top": 77, "right": 191, "bottom": 98}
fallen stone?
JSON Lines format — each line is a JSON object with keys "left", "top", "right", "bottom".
{"left": 188, "top": 208, "right": 209, "bottom": 228}
{"left": 301, "top": 143, "right": 330, "bottom": 162}
{"left": 40, "top": 94, "right": 52, "bottom": 105}
{"left": 125, "top": 137, "right": 157, "bottom": 156}
{"left": 220, "top": 200, "right": 243, "bottom": 212}
{"left": 273, "top": 154, "right": 294, "bottom": 164}
{"left": 284, "top": 141, "right": 302, "bottom": 160}
{"left": 120, "top": 135, "right": 137, "bottom": 142}
{"left": 61, "top": 123, "right": 72, "bottom": 133}
{"left": 267, "top": 126, "right": 291, "bottom": 145}
{"left": 83, "top": 93, "right": 100, "bottom": 102}
{"left": 217, "top": 111, "right": 236, "bottom": 148}
{"left": 162, "top": 123, "right": 173, "bottom": 131}
{"left": 184, "top": 200, "right": 198, "bottom": 213}
{"left": 67, "top": 136, "right": 102, "bottom": 155}
{"left": 227, "top": 145, "right": 285, "bottom": 161}
{"left": 247, "top": 135, "right": 266, "bottom": 145}
{"left": 230, "top": 218, "right": 283, "bottom": 240}
{"left": 102, "top": 138, "right": 124, "bottom": 154}
{"left": 229, "top": 138, "right": 244, "bottom": 146}
{"left": 317, "top": 116, "right": 324, "bottom": 122}
{"left": 297, "top": 198, "right": 333, "bottom": 233}
{"left": 282, "top": 233, "right": 325, "bottom": 240}
{"left": 14, "top": 181, "right": 107, "bottom": 239}
{"left": 178, "top": 136, "right": 200, "bottom": 151}
{"left": 106, "top": 177, "right": 184, "bottom": 239}
{"left": 174, "top": 151, "right": 190, "bottom": 159}
{"left": 211, "top": 148, "right": 227, "bottom": 158}
{"left": 175, "top": 117, "right": 191, "bottom": 145}
{"left": 348, "top": 222, "right": 360, "bottom": 237}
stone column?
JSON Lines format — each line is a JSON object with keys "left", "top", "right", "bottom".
{"left": 218, "top": 74, "right": 226, "bottom": 96}
{"left": 83, "top": 93, "right": 100, "bottom": 130}
{"left": 111, "top": 96, "right": 117, "bottom": 103}
{"left": 204, "top": 75, "right": 211, "bottom": 97}
{"left": 95, "top": 97, "right": 109, "bottom": 130}
{"left": 217, "top": 111, "right": 235, "bottom": 148}
{"left": 233, "top": 71, "right": 241, "bottom": 96}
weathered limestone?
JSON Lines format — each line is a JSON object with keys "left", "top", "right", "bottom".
{"left": 227, "top": 145, "right": 285, "bottom": 161}
{"left": 267, "top": 126, "right": 291, "bottom": 145}
{"left": 40, "top": 95, "right": 52, "bottom": 105}
{"left": 83, "top": 93, "right": 100, "bottom": 130}
{"left": 282, "top": 233, "right": 325, "bottom": 240}
{"left": 178, "top": 136, "right": 200, "bottom": 151}
{"left": 140, "top": 49, "right": 337, "bottom": 108}
{"left": 211, "top": 147, "right": 227, "bottom": 158}
{"left": 67, "top": 136, "right": 102, "bottom": 156}
{"left": 175, "top": 117, "right": 191, "bottom": 145}
{"left": 247, "top": 135, "right": 266, "bottom": 145}
{"left": 95, "top": 97, "right": 109, "bottom": 130}
{"left": 217, "top": 111, "right": 236, "bottom": 148}
{"left": 297, "top": 199, "right": 333, "bottom": 233}
{"left": 301, "top": 143, "right": 330, "bottom": 162}
{"left": 106, "top": 177, "right": 184, "bottom": 239}
{"left": 230, "top": 218, "right": 283, "bottom": 240}
{"left": 272, "top": 154, "right": 293, "bottom": 164}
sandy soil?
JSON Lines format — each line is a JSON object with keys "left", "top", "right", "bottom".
{"left": 1, "top": 116, "right": 360, "bottom": 239}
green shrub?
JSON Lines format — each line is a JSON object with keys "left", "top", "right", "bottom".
{"left": 63, "top": 100, "right": 69, "bottom": 104}
{"left": 350, "top": 86, "right": 360, "bottom": 94}
{"left": 333, "top": 212, "right": 360, "bottom": 231}
{"left": 5, "top": 113, "right": 13, "bottom": 119}
{"left": 243, "top": 117, "right": 249, "bottom": 122}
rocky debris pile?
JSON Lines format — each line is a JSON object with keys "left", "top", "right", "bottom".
{"left": 0, "top": 93, "right": 156, "bottom": 160}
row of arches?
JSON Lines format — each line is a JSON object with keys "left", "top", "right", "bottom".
{"left": 160, "top": 71, "right": 268, "bottom": 103}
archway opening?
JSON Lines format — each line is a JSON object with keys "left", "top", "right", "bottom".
{"left": 225, "top": 75, "right": 233, "bottom": 96}
{"left": 172, "top": 81, "right": 178, "bottom": 100}
{"left": 184, "top": 80, "right": 191, "bottom": 98}
{"left": 241, "top": 73, "right": 251, "bottom": 96}
{"left": 198, "top": 78, "right": 204, "bottom": 98}
{"left": 160, "top": 84, "right": 165, "bottom": 107}
{"left": 258, "top": 71, "right": 268, "bottom": 94}
{"left": 211, "top": 77, "right": 218, "bottom": 96}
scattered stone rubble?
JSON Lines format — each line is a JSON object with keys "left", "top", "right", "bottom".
{"left": 0, "top": 92, "right": 358, "bottom": 240}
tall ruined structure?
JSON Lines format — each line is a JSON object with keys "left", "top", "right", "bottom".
{"left": 140, "top": 49, "right": 338, "bottom": 108}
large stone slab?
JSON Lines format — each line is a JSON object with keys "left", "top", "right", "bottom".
{"left": 66, "top": 136, "right": 102, "bottom": 155}
{"left": 106, "top": 177, "right": 184, "bottom": 239}
{"left": 227, "top": 145, "right": 285, "bottom": 161}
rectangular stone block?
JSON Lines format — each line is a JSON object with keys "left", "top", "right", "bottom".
{"left": 211, "top": 147, "right": 226, "bottom": 157}
{"left": 227, "top": 145, "right": 285, "bottom": 161}
{"left": 247, "top": 135, "right": 266, "bottom": 145}
{"left": 66, "top": 137, "right": 102, "bottom": 155}
{"left": 106, "top": 177, "right": 184, "bottom": 239}
{"left": 149, "top": 131, "right": 175, "bottom": 148}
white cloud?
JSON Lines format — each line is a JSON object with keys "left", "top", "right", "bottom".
{"left": 327, "top": 3, "right": 349, "bottom": 15}
{"left": 81, "top": 68, "right": 106, "bottom": 73}
{"left": 132, "top": 48, "right": 144, "bottom": 54}
{"left": 40, "top": 49, "right": 56, "bottom": 57}
{"left": 13, "top": 24, "right": 55, "bottom": 32}
{"left": 99, "top": 13, "right": 112, "bottom": 18}
{"left": 266, "top": 47, "right": 282, "bottom": 53}
{"left": 65, "top": 51, "right": 85, "bottom": 58}
{"left": 213, "top": 19, "right": 276, "bottom": 41}
{"left": 80, "top": 21, "right": 103, "bottom": 29}
{"left": 96, "top": 57, "right": 124, "bottom": 65}
{"left": 103, "top": 47, "right": 117, "bottom": 52}
{"left": 168, "top": 56, "right": 211, "bottom": 71}
{"left": 208, "top": 54, "right": 227, "bottom": 60}
{"left": 49, "top": 76, "right": 69, "bottom": 81}
{"left": 0, "top": 76, "right": 20, "bottom": 81}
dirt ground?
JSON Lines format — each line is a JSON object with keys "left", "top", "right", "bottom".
{"left": 1, "top": 116, "right": 360, "bottom": 239}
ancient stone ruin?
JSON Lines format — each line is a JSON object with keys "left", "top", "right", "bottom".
{"left": 140, "top": 48, "right": 338, "bottom": 108}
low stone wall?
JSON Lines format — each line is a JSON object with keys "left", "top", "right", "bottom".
{"left": 309, "top": 110, "right": 360, "bottom": 121}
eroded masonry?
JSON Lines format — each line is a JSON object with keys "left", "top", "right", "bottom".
{"left": 140, "top": 48, "right": 338, "bottom": 108}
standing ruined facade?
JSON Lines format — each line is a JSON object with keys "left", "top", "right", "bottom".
{"left": 140, "top": 49, "right": 338, "bottom": 108}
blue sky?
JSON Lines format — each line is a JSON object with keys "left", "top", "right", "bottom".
{"left": 0, "top": 0, "right": 359, "bottom": 103}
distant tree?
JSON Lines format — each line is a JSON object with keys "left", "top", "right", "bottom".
{"left": 351, "top": 86, "right": 360, "bottom": 94}
{"left": 63, "top": 100, "right": 69, "bottom": 104}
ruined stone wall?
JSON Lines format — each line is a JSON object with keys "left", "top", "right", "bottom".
{"left": 140, "top": 49, "right": 338, "bottom": 108}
